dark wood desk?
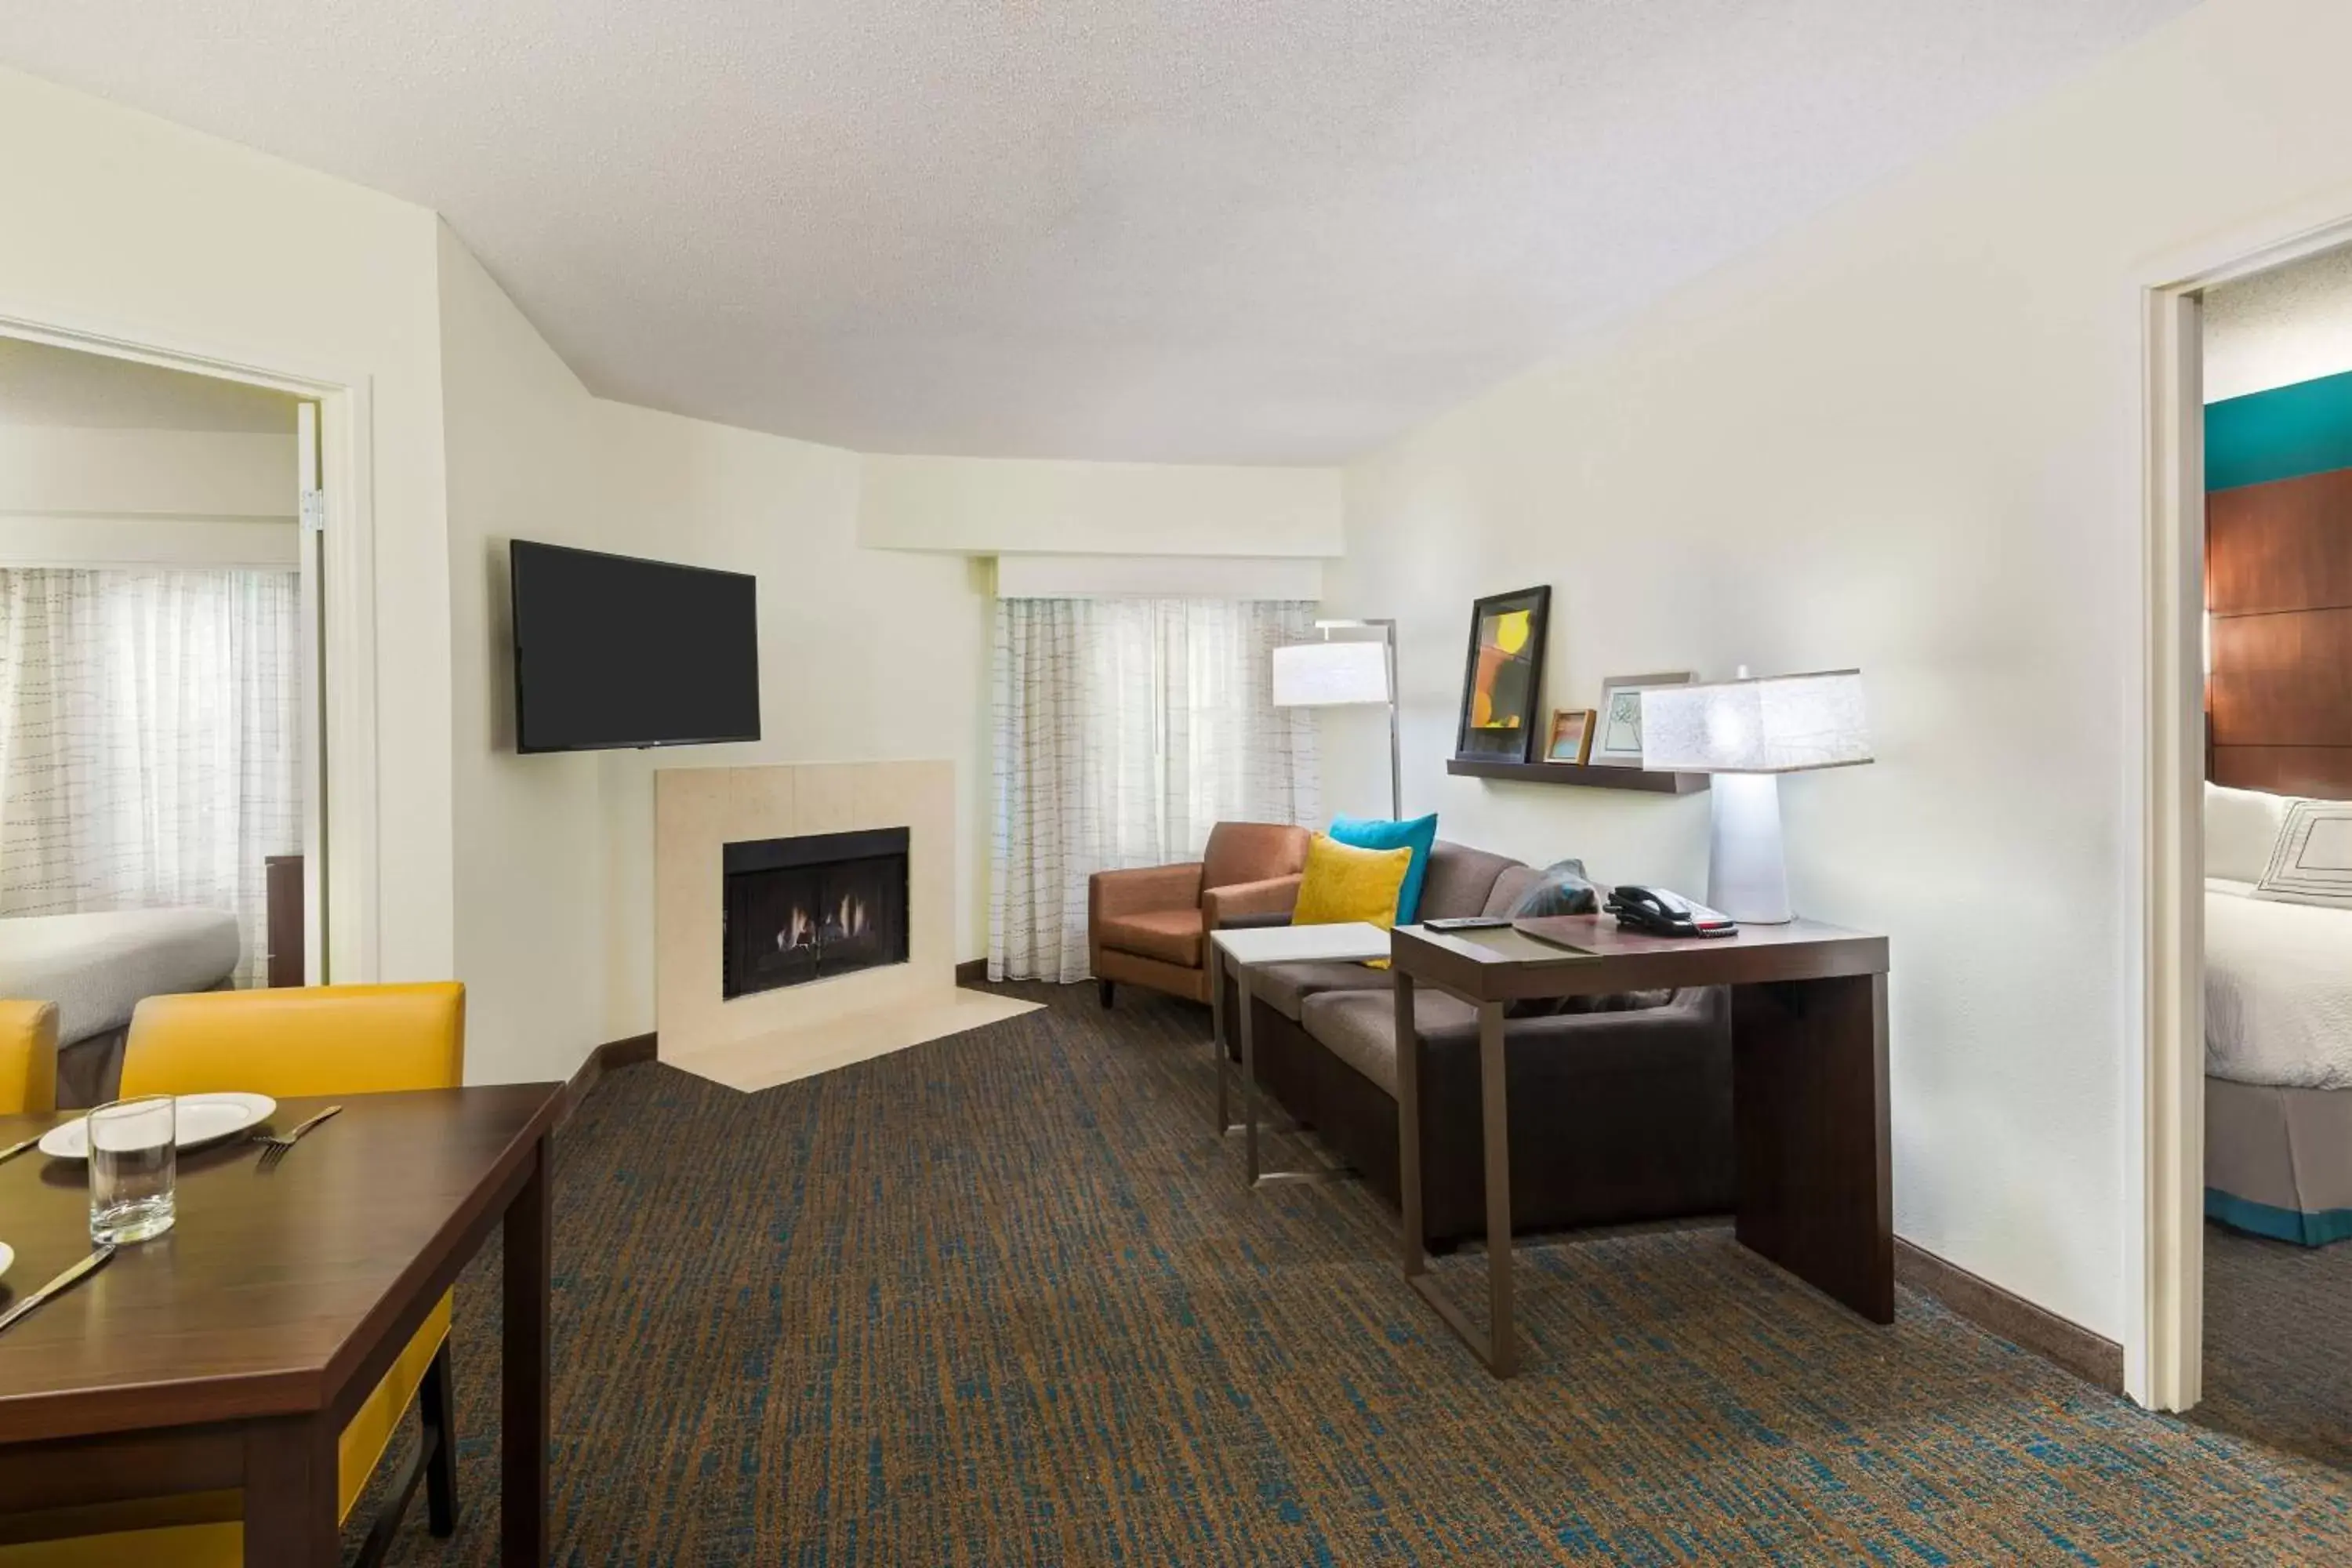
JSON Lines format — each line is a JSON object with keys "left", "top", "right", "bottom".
{"left": 0, "top": 1085, "right": 561, "bottom": 1565}
{"left": 1391, "top": 916, "right": 1891, "bottom": 1376}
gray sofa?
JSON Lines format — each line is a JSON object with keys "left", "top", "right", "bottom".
{"left": 1228, "top": 840, "right": 1735, "bottom": 1244}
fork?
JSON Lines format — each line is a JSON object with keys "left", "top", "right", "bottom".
{"left": 253, "top": 1105, "right": 343, "bottom": 1169}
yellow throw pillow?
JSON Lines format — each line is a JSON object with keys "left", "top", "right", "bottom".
{"left": 1292, "top": 834, "right": 1414, "bottom": 967}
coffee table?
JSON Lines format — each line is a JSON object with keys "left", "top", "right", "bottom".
{"left": 1208, "top": 921, "right": 1392, "bottom": 1185}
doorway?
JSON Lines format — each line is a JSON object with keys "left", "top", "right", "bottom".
{"left": 0, "top": 315, "right": 380, "bottom": 1093}
{"left": 2140, "top": 212, "right": 2352, "bottom": 1423}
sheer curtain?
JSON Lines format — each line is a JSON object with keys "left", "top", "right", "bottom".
{"left": 0, "top": 568, "right": 303, "bottom": 986}
{"left": 990, "top": 597, "right": 1319, "bottom": 982}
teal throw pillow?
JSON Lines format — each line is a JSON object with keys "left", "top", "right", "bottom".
{"left": 1327, "top": 813, "right": 1439, "bottom": 924}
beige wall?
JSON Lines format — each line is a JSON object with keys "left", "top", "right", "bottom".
{"left": 860, "top": 452, "right": 1341, "bottom": 557}
{"left": 1326, "top": 0, "right": 2352, "bottom": 1341}
{"left": 432, "top": 229, "right": 991, "bottom": 1076}
{"left": 0, "top": 64, "right": 456, "bottom": 988}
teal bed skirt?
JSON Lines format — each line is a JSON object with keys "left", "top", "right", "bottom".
{"left": 2207, "top": 1187, "right": 2352, "bottom": 1247}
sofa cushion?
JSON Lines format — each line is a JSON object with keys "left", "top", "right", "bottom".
{"left": 1293, "top": 835, "right": 1414, "bottom": 932}
{"left": 1252, "top": 959, "right": 1392, "bottom": 1021}
{"left": 1329, "top": 813, "right": 1441, "bottom": 923}
{"left": 1301, "top": 985, "right": 1479, "bottom": 1097}
{"left": 1417, "top": 841, "right": 1526, "bottom": 920}
{"left": 1482, "top": 865, "right": 1542, "bottom": 917}
{"left": 1097, "top": 907, "right": 1204, "bottom": 967}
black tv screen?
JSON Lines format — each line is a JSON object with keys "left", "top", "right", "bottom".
{"left": 510, "top": 540, "right": 760, "bottom": 753}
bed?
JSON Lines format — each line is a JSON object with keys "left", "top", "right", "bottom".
{"left": 0, "top": 909, "right": 243, "bottom": 1106}
{"left": 2205, "top": 783, "right": 2352, "bottom": 1245}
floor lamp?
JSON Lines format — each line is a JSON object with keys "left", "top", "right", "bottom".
{"left": 1637, "top": 668, "right": 1873, "bottom": 924}
{"left": 1272, "top": 619, "right": 1401, "bottom": 820}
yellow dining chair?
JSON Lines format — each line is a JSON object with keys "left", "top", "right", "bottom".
{"left": 0, "top": 982, "right": 466, "bottom": 1568}
{"left": 0, "top": 1000, "right": 58, "bottom": 1116}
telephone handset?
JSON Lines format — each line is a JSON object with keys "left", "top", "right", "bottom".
{"left": 1605, "top": 885, "right": 1739, "bottom": 938}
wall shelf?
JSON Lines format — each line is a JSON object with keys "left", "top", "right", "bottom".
{"left": 1444, "top": 757, "right": 1709, "bottom": 794}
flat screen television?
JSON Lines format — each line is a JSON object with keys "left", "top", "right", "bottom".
{"left": 510, "top": 540, "right": 760, "bottom": 753}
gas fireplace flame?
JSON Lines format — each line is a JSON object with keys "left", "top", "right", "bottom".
{"left": 773, "top": 893, "right": 873, "bottom": 953}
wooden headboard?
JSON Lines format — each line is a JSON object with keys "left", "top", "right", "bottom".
{"left": 2209, "top": 465, "right": 2352, "bottom": 800}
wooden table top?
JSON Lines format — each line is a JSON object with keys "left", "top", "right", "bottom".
{"left": 1392, "top": 915, "right": 1888, "bottom": 1002}
{"left": 0, "top": 1084, "right": 560, "bottom": 1445}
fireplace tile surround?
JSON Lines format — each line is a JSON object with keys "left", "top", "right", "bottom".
{"left": 655, "top": 760, "right": 1035, "bottom": 1091}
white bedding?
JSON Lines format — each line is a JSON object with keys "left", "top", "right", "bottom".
{"left": 0, "top": 909, "right": 242, "bottom": 1044}
{"left": 2206, "top": 879, "right": 2352, "bottom": 1089}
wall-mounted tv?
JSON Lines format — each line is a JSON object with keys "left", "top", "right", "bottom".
{"left": 510, "top": 540, "right": 760, "bottom": 753}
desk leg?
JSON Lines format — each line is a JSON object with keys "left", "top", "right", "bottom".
{"left": 503, "top": 1132, "right": 552, "bottom": 1566}
{"left": 1240, "top": 971, "right": 1261, "bottom": 1182}
{"left": 1399, "top": 994, "right": 1518, "bottom": 1376}
{"left": 1733, "top": 974, "right": 1894, "bottom": 1324}
{"left": 1210, "top": 940, "right": 1229, "bottom": 1134}
{"left": 244, "top": 1415, "right": 338, "bottom": 1565}
{"left": 1477, "top": 1000, "right": 1517, "bottom": 1375}
{"left": 1395, "top": 970, "right": 1425, "bottom": 1276}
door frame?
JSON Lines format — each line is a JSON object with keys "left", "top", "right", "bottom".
{"left": 0, "top": 310, "right": 383, "bottom": 985}
{"left": 2132, "top": 192, "right": 2352, "bottom": 1410}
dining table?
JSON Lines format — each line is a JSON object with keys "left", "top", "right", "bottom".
{"left": 0, "top": 1083, "right": 562, "bottom": 1565}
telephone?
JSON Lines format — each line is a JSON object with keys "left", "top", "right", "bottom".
{"left": 1605, "top": 885, "right": 1739, "bottom": 938}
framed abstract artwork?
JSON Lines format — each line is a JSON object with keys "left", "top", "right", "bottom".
{"left": 1454, "top": 586, "right": 1551, "bottom": 762}
{"left": 1590, "top": 671, "right": 1691, "bottom": 767}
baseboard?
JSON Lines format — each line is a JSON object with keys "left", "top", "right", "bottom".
{"left": 557, "top": 1031, "right": 658, "bottom": 1126}
{"left": 954, "top": 959, "right": 989, "bottom": 985}
{"left": 1896, "top": 1238, "right": 2123, "bottom": 1392}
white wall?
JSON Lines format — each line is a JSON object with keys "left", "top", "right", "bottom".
{"left": 0, "top": 64, "right": 456, "bottom": 987}
{"left": 0, "top": 425, "right": 296, "bottom": 568}
{"left": 430, "top": 227, "right": 991, "bottom": 1076}
{"left": 0, "top": 426, "right": 295, "bottom": 518}
{"left": 590, "top": 405, "right": 992, "bottom": 1042}
{"left": 2205, "top": 239, "right": 2352, "bottom": 401}
{"left": 860, "top": 452, "right": 1341, "bottom": 557}
{"left": 1327, "top": 0, "right": 2352, "bottom": 1341}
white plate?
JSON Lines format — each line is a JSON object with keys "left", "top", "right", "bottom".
{"left": 0, "top": 1241, "right": 12, "bottom": 1286}
{"left": 38, "top": 1092, "right": 278, "bottom": 1160}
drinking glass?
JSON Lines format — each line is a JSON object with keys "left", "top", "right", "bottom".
{"left": 89, "top": 1094, "right": 176, "bottom": 1244}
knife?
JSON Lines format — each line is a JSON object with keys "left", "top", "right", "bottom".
{"left": 0, "top": 1131, "right": 42, "bottom": 1167}
{"left": 0, "top": 1244, "right": 118, "bottom": 1338}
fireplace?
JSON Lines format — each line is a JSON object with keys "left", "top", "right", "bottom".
{"left": 722, "top": 826, "right": 910, "bottom": 999}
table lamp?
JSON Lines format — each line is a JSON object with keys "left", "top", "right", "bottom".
{"left": 1273, "top": 620, "right": 1400, "bottom": 819}
{"left": 1639, "top": 668, "right": 1872, "bottom": 924}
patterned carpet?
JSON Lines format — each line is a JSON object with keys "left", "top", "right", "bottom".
{"left": 2194, "top": 1221, "right": 2352, "bottom": 1472}
{"left": 357, "top": 982, "right": 2352, "bottom": 1564}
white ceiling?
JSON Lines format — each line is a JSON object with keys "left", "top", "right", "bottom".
{"left": 0, "top": 1, "right": 2194, "bottom": 463}
{"left": 0, "top": 336, "right": 297, "bottom": 432}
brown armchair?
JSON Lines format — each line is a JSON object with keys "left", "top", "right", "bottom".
{"left": 1088, "top": 822, "right": 1312, "bottom": 1006}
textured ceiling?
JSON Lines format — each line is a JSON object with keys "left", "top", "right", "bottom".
{"left": 0, "top": 336, "right": 297, "bottom": 431}
{"left": 0, "top": 2, "right": 2194, "bottom": 462}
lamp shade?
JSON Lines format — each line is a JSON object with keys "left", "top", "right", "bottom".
{"left": 1272, "top": 641, "right": 1391, "bottom": 707}
{"left": 1639, "top": 669, "right": 1872, "bottom": 774}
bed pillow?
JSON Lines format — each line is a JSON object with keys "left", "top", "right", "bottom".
{"left": 1327, "top": 813, "right": 1439, "bottom": 924}
{"left": 2255, "top": 798, "right": 2352, "bottom": 909}
{"left": 2207, "top": 782, "right": 2294, "bottom": 885}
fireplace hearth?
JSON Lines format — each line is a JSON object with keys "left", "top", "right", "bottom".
{"left": 722, "top": 826, "right": 910, "bottom": 999}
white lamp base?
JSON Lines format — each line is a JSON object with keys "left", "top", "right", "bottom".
{"left": 1708, "top": 773, "right": 1792, "bottom": 924}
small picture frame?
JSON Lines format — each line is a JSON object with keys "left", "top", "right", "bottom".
{"left": 1544, "top": 709, "right": 1595, "bottom": 764}
{"left": 1591, "top": 672, "right": 1691, "bottom": 767}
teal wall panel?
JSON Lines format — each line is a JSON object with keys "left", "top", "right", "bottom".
{"left": 2208, "top": 368, "right": 2352, "bottom": 492}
